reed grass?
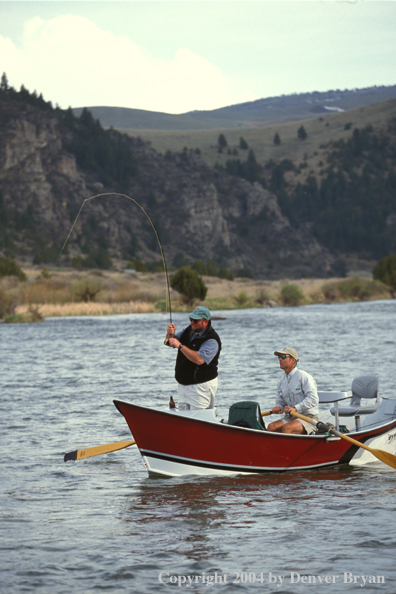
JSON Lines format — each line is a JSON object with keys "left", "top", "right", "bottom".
{"left": 1, "top": 268, "right": 393, "bottom": 321}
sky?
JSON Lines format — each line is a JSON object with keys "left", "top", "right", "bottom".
{"left": 0, "top": 1, "right": 395, "bottom": 114}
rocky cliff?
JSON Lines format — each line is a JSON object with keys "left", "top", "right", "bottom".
{"left": 0, "top": 92, "right": 334, "bottom": 278}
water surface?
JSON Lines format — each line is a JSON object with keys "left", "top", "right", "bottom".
{"left": 1, "top": 301, "right": 396, "bottom": 593}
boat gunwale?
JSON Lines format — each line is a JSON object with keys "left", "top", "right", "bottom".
{"left": 113, "top": 399, "right": 396, "bottom": 441}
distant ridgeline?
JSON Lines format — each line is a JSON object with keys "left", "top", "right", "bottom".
{"left": 0, "top": 74, "right": 395, "bottom": 278}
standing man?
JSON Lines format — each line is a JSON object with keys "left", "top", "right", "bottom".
{"left": 165, "top": 306, "right": 221, "bottom": 410}
{"left": 267, "top": 347, "right": 319, "bottom": 434}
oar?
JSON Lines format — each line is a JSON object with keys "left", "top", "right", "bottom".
{"left": 262, "top": 410, "right": 272, "bottom": 417}
{"left": 290, "top": 410, "right": 396, "bottom": 470}
{"left": 64, "top": 440, "right": 136, "bottom": 462}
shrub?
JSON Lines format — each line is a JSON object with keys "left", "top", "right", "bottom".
{"left": 255, "top": 288, "right": 269, "bottom": 305}
{"left": 233, "top": 291, "right": 249, "bottom": 305}
{"left": 373, "top": 255, "right": 396, "bottom": 290}
{"left": 170, "top": 267, "right": 207, "bottom": 304}
{"left": 280, "top": 284, "right": 304, "bottom": 306}
{"left": 0, "top": 257, "right": 27, "bottom": 281}
{"left": 71, "top": 278, "right": 103, "bottom": 302}
{"left": 322, "top": 277, "right": 390, "bottom": 302}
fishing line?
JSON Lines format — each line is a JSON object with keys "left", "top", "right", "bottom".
{"left": 53, "top": 192, "right": 172, "bottom": 324}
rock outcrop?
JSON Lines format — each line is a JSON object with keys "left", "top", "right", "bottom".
{"left": 0, "top": 96, "right": 333, "bottom": 278}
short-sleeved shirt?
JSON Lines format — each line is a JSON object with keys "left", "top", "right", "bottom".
{"left": 275, "top": 367, "right": 319, "bottom": 415}
{"left": 175, "top": 326, "right": 219, "bottom": 365}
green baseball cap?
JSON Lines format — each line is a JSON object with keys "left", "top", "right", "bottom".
{"left": 189, "top": 306, "right": 211, "bottom": 320}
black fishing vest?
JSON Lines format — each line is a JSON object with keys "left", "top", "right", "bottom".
{"left": 175, "top": 322, "right": 221, "bottom": 386}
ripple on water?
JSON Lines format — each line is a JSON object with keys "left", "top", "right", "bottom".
{"left": 1, "top": 303, "right": 396, "bottom": 593}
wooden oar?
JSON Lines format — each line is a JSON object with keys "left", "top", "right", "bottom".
{"left": 290, "top": 410, "right": 396, "bottom": 470}
{"left": 262, "top": 410, "right": 272, "bottom": 417}
{"left": 64, "top": 440, "right": 136, "bottom": 462}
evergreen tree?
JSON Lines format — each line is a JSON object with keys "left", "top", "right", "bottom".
{"left": 218, "top": 133, "right": 228, "bottom": 149}
{"left": 298, "top": 125, "right": 307, "bottom": 140}
{"left": 1, "top": 72, "right": 8, "bottom": 92}
{"left": 239, "top": 137, "right": 248, "bottom": 150}
{"left": 273, "top": 132, "right": 281, "bottom": 145}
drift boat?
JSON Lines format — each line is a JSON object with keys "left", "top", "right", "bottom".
{"left": 113, "top": 375, "right": 396, "bottom": 477}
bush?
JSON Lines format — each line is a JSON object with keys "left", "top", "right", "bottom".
{"left": 233, "top": 291, "right": 249, "bottom": 305}
{"left": 255, "top": 288, "right": 269, "bottom": 305}
{"left": 373, "top": 255, "right": 396, "bottom": 290}
{"left": 71, "top": 278, "right": 103, "bottom": 302}
{"left": 280, "top": 284, "right": 304, "bottom": 306}
{"left": 0, "top": 257, "right": 27, "bottom": 281}
{"left": 170, "top": 267, "right": 207, "bottom": 304}
{"left": 322, "top": 277, "right": 390, "bottom": 302}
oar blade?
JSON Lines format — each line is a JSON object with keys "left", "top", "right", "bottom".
{"left": 64, "top": 449, "right": 79, "bottom": 462}
{"left": 289, "top": 410, "right": 396, "bottom": 471}
{"left": 64, "top": 440, "right": 135, "bottom": 462}
{"left": 372, "top": 448, "right": 396, "bottom": 470}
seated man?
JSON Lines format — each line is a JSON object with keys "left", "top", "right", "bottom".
{"left": 267, "top": 347, "right": 319, "bottom": 435}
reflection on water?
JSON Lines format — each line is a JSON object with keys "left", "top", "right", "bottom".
{"left": 1, "top": 301, "right": 396, "bottom": 593}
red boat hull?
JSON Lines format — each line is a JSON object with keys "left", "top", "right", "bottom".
{"left": 113, "top": 400, "right": 396, "bottom": 477}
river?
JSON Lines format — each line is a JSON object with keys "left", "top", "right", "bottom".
{"left": 1, "top": 300, "right": 396, "bottom": 593}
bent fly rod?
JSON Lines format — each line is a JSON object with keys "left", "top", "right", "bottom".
{"left": 53, "top": 192, "right": 172, "bottom": 324}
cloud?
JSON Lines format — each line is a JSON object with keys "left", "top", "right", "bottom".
{"left": 1, "top": 14, "right": 257, "bottom": 113}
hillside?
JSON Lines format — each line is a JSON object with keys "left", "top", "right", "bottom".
{"left": 73, "top": 85, "right": 396, "bottom": 131}
{"left": 0, "top": 83, "right": 334, "bottom": 280}
{"left": 131, "top": 99, "right": 396, "bottom": 264}
{"left": 124, "top": 98, "right": 396, "bottom": 170}
{"left": 1, "top": 82, "right": 395, "bottom": 281}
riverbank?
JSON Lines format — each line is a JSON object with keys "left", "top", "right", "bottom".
{"left": 1, "top": 267, "right": 392, "bottom": 321}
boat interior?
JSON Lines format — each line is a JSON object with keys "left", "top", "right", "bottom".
{"left": 169, "top": 375, "right": 396, "bottom": 436}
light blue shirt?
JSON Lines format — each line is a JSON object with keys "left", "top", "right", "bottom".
{"left": 275, "top": 367, "right": 319, "bottom": 415}
{"left": 175, "top": 326, "right": 219, "bottom": 365}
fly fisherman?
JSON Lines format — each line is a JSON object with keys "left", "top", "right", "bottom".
{"left": 267, "top": 347, "right": 319, "bottom": 434}
{"left": 165, "top": 306, "right": 221, "bottom": 410}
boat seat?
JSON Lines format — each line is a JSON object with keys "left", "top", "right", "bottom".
{"left": 330, "top": 375, "right": 380, "bottom": 430}
{"left": 318, "top": 391, "right": 352, "bottom": 431}
{"left": 228, "top": 401, "right": 267, "bottom": 431}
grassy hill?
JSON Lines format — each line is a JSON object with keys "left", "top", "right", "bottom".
{"left": 73, "top": 85, "right": 396, "bottom": 132}
{"left": 123, "top": 98, "right": 396, "bottom": 178}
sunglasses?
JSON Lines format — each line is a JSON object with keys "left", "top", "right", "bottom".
{"left": 190, "top": 318, "right": 203, "bottom": 323}
{"left": 278, "top": 355, "right": 289, "bottom": 360}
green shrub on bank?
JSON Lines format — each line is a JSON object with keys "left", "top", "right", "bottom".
{"left": 280, "top": 283, "right": 304, "bottom": 306}
{"left": 373, "top": 255, "right": 396, "bottom": 291}
{"left": 170, "top": 267, "right": 207, "bottom": 304}
{"left": 0, "top": 257, "right": 27, "bottom": 281}
{"left": 71, "top": 278, "right": 103, "bottom": 302}
{"left": 233, "top": 291, "right": 249, "bottom": 305}
{"left": 322, "top": 277, "right": 390, "bottom": 302}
